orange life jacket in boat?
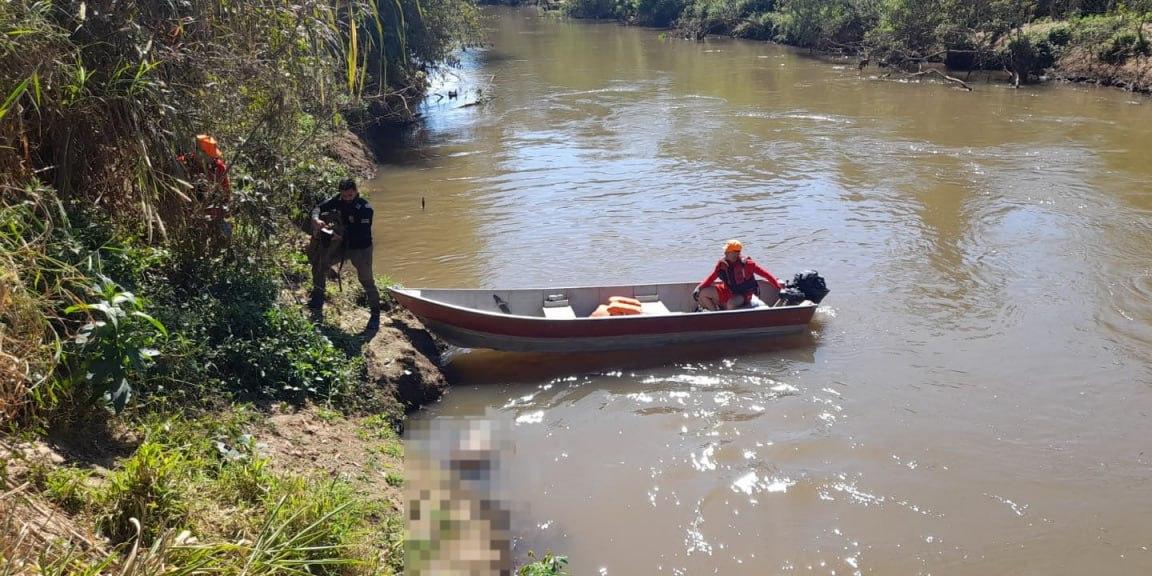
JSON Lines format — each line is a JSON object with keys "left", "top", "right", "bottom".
{"left": 607, "top": 301, "right": 643, "bottom": 316}
{"left": 608, "top": 296, "right": 642, "bottom": 307}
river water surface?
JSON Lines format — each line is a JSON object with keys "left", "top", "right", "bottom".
{"left": 369, "top": 7, "right": 1152, "bottom": 574}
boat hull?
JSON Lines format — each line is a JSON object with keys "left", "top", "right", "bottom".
{"left": 389, "top": 285, "right": 818, "bottom": 353}
{"left": 420, "top": 318, "right": 810, "bottom": 352}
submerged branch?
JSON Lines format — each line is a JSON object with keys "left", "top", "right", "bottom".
{"left": 908, "top": 68, "right": 975, "bottom": 91}
{"left": 880, "top": 68, "right": 974, "bottom": 91}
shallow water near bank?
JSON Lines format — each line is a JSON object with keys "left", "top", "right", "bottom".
{"left": 370, "top": 7, "right": 1152, "bottom": 574}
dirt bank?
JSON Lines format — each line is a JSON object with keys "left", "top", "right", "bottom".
{"left": 325, "top": 128, "right": 380, "bottom": 178}
{"left": 323, "top": 292, "right": 450, "bottom": 411}
{"left": 1051, "top": 47, "right": 1152, "bottom": 93}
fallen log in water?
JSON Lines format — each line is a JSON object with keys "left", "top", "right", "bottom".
{"left": 881, "top": 67, "right": 974, "bottom": 91}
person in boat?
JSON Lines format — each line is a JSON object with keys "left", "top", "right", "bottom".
{"left": 693, "top": 239, "right": 781, "bottom": 311}
{"left": 309, "top": 178, "right": 381, "bottom": 329}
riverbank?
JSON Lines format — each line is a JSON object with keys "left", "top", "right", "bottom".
{"left": 1040, "top": 21, "right": 1152, "bottom": 92}
{"left": 546, "top": 0, "right": 1152, "bottom": 93}
{"left": 0, "top": 1, "right": 473, "bottom": 573}
{"left": 0, "top": 136, "right": 451, "bottom": 574}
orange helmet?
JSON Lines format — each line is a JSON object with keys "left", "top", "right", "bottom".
{"left": 196, "top": 134, "right": 221, "bottom": 159}
{"left": 724, "top": 239, "right": 743, "bottom": 253}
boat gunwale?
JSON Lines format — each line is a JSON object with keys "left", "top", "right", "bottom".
{"left": 387, "top": 285, "right": 819, "bottom": 323}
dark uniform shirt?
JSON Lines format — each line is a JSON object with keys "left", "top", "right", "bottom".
{"left": 312, "top": 195, "right": 374, "bottom": 250}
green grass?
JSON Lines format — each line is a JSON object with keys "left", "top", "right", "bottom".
{"left": 40, "top": 466, "right": 95, "bottom": 515}
{"left": 98, "top": 441, "right": 190, "bottom": 546}
{"left": 3, "top": 409, "right": 407, "bottom": 575}
{"left": 356, "top": 414, "right": 406, "bottom": 460}
{"left": 357, "top": 413, "right": 398, "bottom": 438}
{"left": 384, "top": 472, "right": 405, "bottom": 488}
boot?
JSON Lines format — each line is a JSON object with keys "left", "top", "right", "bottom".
{"left": 308, "top": 291, "right": 324, "bottom": 321}
{"left": 310, "top": 292, "right": 326, "bottom": 308}
{"left": 365, "top": 309, "right": 381, "bottom": 331}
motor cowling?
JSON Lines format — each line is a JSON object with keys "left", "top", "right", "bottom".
{"left": 782, "top": 270, "right": 829, "bottom": 304}
{"left": 777, "top": 287, "right": 807, "bottom": 305}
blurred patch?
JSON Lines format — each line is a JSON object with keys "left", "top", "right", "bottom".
{"left": 406, "top": 417, "right": 514, "bottom": 575}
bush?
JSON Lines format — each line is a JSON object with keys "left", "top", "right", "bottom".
{"left": 770, "top": 0, "right": 870, "bottom": 50}
{"left": 564, "top": 0, "right": 620, "bottom": 18}
{"left": 126, "top": 237, "right": 367, "bottom": 410}
{"left": 216, "top": 305, "right": 362, "bottom": 406}
{"left": 62, "top": 278, "right": 169, "bottom": 414}
{"left": 678, "top": 0, "right": 774, "bottom": 38}
{"left": 1048, "top": 22, "right": 1073, "bottom": 45}
{"left": 632, "top": 0, "right": 690, "bottom": 26}
{"left": 1070, "top": 13, "right": 1128, "bottom": 43}
{"left": 733, "top": 12, "right": 778, "bottom": 39}
{"left": 0, "top": 191, "right": 82, "bottom": 421}
{"left": 1098, "top": 28, "right": 1151, "bottom": 62}
{"left": 1004, "top": 35, "right": 1042, "bottom": 82}
{"left": 1011, "top": 27, "right": 1063, "bottom": 74}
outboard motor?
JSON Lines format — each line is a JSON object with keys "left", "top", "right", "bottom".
{"left": 782, "top": 270, "right": 830, "bottom": 304}
{"left": 776, "top": 286, "right": 807, "bottom": 305}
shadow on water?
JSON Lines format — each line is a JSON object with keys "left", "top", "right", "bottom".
{"left": 441, "top": 327, "right": 823, "bottom": 386}
{"left": 362, "top": 122, "right": 441, "bottom": 167}
{"left": 477, "top": 48, "right": 515, "bottom": 65}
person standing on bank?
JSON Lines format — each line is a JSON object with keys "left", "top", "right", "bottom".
{"left": 310, "top": 179, "right": 381, "bottom": 330}
{"left": 693, "top": 239, "right": 781, "bottom": 311}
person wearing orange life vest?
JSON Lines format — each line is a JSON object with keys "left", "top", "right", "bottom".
{"left": 177, "top": 135, "right": 232, "bottom": 233}
{"left": 693, "top": 239, "right": 781, "bottom": 311}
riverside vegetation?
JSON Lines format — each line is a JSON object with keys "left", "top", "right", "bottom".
{"left": 0, "top": 0, "right": 520, "bottom": 574}
{"left": 550, "top": 0, "right": 1152, "bottom": 91}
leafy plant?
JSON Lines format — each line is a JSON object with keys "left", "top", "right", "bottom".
{"left": 217, "top": 305, "right": 361, "bottom": 405}
{"left": 64, "top": 277, "right": 168, "bottom": 413}
{"left": 518, "top": 552, "right": 570, "bottom": 576}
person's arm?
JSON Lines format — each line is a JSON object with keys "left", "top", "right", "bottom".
{"left": 311, "top": 196, "right": 337, "bottom": 231}
{"left": 697, "top": 264, "right": 721, "bottom": 290}
{"left": 357, "top": 202, "right": 374, "bottom": 226}
{"left": 213, "top": 158, "right": 231, "bottom": 193}
{"left": 748, "top": 260, "right": 781, "bottom": 290}
{"left": 693, "top": 264, "right": 721, "bottom": 300}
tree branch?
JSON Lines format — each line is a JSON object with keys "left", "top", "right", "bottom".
{"left": 907, "top": 68, "right": 974, "bottom": 91}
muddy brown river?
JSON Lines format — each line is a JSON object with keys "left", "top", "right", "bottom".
{"left": 368, "top": 7, "right": 1152, "bottom": 574}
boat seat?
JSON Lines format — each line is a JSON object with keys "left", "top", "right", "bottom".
{"left": 635, "top": 294, "right": 673, "bottom": 315}
{"left": 542, "top": 296, "right": 576, "bottom": 319}
{"left": 641, "top": 301, "right": 671, "bottom": 314}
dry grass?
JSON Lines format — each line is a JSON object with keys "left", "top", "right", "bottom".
{"left": 0, "top": 265, "right": 29, "bottom": 421}
{"left": 0, "top": 352, "right": 27, "bottom": 425}
{"left": 0, "top": 472, "right": 109, "bottom": 575}
{"left": 0, "top": 191, "right": 92, "bottom": 424}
